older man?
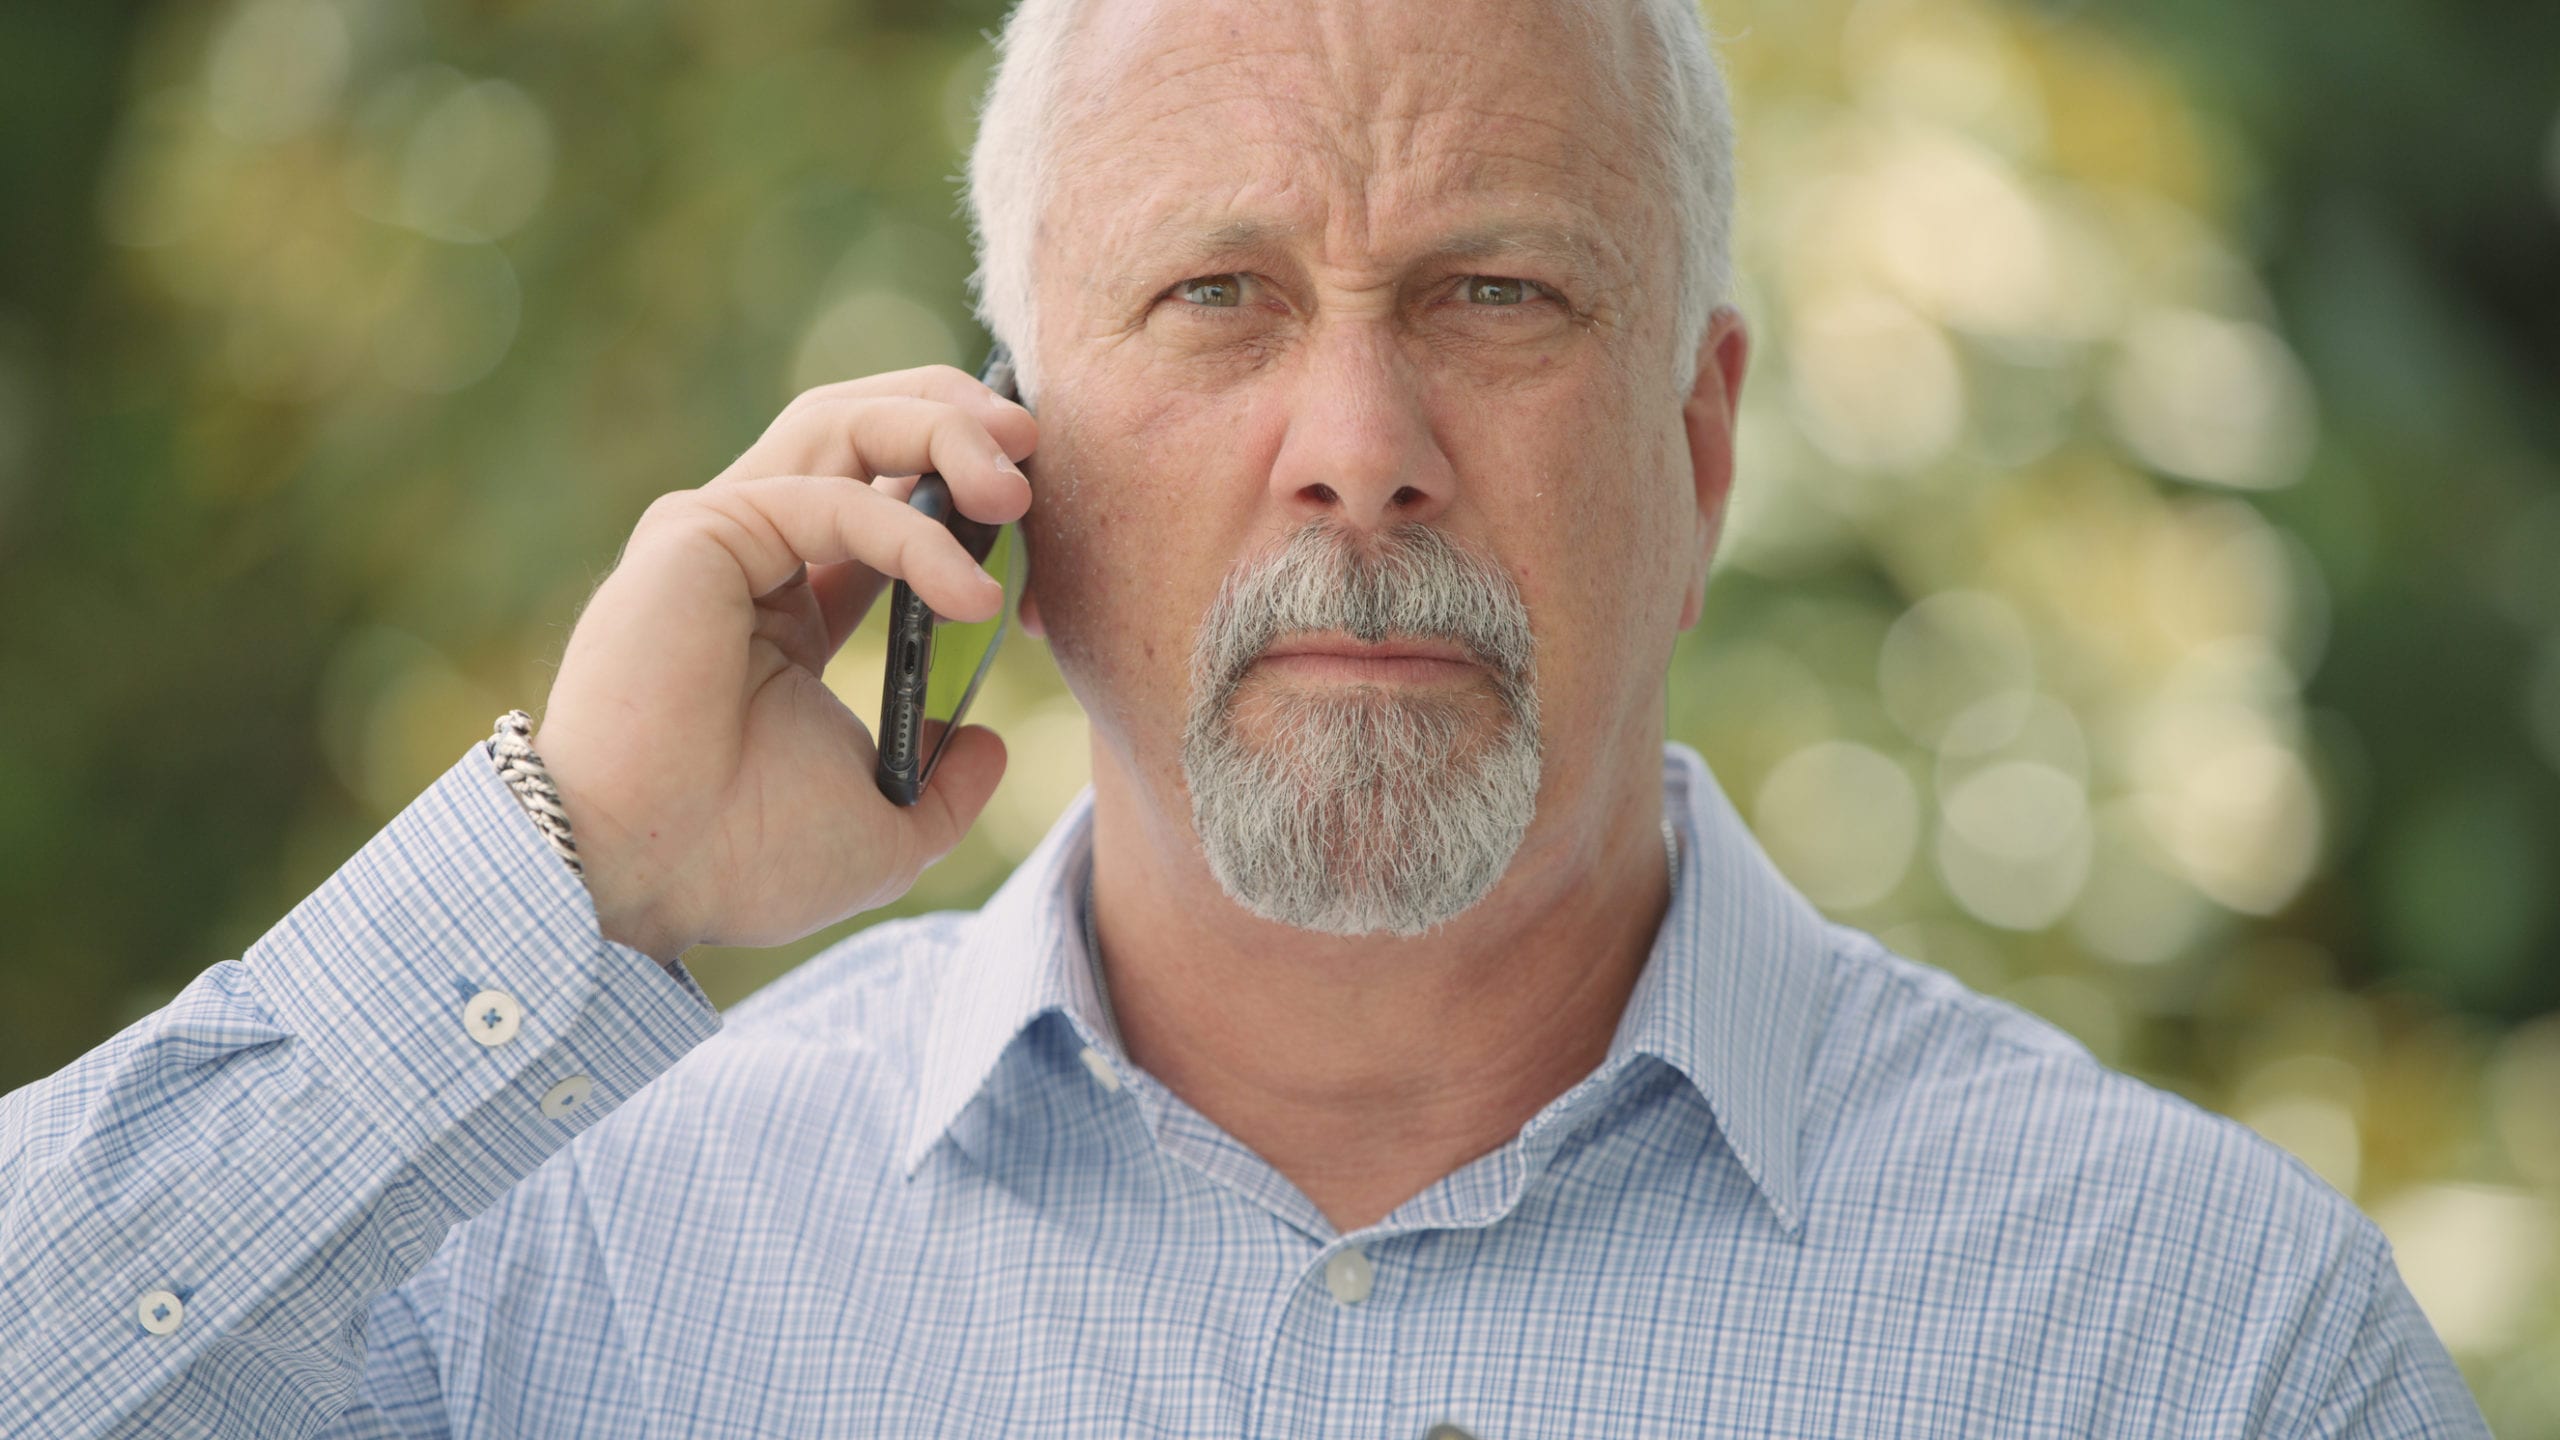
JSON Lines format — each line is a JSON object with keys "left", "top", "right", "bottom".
{"left": 0, "top": 0, "right": 2486, "bottom": 1434}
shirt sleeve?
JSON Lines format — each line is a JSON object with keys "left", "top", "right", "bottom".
{"left": 0, "top": 740, "right": 723, "bottom": 1439}
{"left": 2303, "top": 1233, "right": 2492, "bottom": 1439}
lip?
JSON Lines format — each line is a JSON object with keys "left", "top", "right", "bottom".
{"left": 1251, "top": 633, "right": 1483, "bottom": 685}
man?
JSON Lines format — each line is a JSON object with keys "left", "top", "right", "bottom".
{"left": 0, "top": 0, "right": 2488, "bottom": 1432}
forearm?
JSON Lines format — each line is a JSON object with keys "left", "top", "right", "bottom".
{"left": 0, "top": 742, "right": 720, "bottom": 1438}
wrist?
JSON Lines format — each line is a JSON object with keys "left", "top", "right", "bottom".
{"left": 489, "top": 710, "right": 689, "bottom": 968}
{"left": 597, "top": 910, "right": 689, "bottom": 968}
{"left": 585, "top": 858, "right": 693, "bottom": 966}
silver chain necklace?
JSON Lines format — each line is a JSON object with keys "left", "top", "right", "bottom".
{"left": 1078, "top": 815, "right": 1679, "bottom": 1054}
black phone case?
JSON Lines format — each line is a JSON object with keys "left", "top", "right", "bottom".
{"left": 874, "top": 478, "right": 1000, "bottom": 804}
{"left": 875, "top": 347, "right": 1018, "bottom": 806}
{"left": 872, "top": 481, "right": 947, "bottom": 807}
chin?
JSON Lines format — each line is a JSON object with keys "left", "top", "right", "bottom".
{"left": 1183, "top": 683, "right": 1543, "bottom": 937}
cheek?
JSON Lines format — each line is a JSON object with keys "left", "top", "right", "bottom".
{"left": 1027, "top": 481, "right": 1153, "bottom": 683}
{"left": 1489, "top": 377, "right": 1661, "bottom": 541}
{"left": 1023, "top": 408, "right": 1238, "bottom": 705}
{"left": 1500, "top": 427, "right": 1692, "bottom": 696}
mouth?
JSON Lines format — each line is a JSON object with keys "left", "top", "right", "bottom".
{"left": 1250, "top": 631, "right": 1485, "bottom": 686}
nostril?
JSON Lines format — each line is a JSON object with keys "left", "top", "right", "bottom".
{"left": 1304, "top": 483, "right": 1339, "bottom": 506}
{"left": 1391, "top": 485, "right": 1424, "bottom": 508}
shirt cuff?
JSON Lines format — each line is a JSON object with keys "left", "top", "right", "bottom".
{"left": 247, "top": 739, "right": 722, "bottom": 1219}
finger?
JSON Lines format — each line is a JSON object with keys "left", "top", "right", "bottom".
{"left": 790, "top": 363, "right": 1037, "bottom": 458}
{"left": 753, "top": 473, "right": 947, "bottom": 656}
{"left": 896, "top": 724, "right": 1008, "bottom": 866}
{"left": 722, "top": 370, "right": 1037, "bottom": 491}
{"left": 749, "top": 580, "right": 830, "bottom": 673}
{"left": 758, "top": 561, "right": 810, "bottom": 600}
{"left": 807, "top": 558, "right": 889, "bottom": 654}
{"left": 636, "top": 474, "right": 1005, "bottom": 626}
{"left": 719, "top": 395, "right": 1032, "bottom": 529}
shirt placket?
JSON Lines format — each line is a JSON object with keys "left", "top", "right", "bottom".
{"left": 1147, "top": 1063, "right": 1630, "bottom": 1439}
{"left": 1247, "top": 1231, "right": 1400, "bottom": 1440}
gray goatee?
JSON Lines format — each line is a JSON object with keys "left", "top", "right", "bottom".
{"left": 1181, "top": 519, "right": 1542, "bottom": 936}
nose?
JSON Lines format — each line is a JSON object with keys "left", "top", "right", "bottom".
{"left": 1265, "top": 324, "right": 1456, "bottom": 531}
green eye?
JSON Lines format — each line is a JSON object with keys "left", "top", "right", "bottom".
{"left": 1468, "top": 276, "right": 1530, "bottom": 305}
{"left": 1177, "top": 275, "right": 1245, "bottom": 307}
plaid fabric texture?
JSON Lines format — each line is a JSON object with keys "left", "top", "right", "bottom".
{"left": 1, "top": 741, "right": 2485, "bottom": 1437}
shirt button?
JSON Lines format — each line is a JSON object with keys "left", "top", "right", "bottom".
{"left": 136, "top": 1289, "right": 185, "bottom": 1335}
{"left": 1077, "top": 1045, "right": 1122, "bottom": 1093}
{"left": 1425, "top": 1427, "right": 1478, "bottom": 1440}
{"left": 1324, "top": 1246, "right": 1373, "bottom": 1306}
{"left": 463, "top": 989, "right": 522, "bottom": 1047}
{"left": 540, "top": 1074, "right": 593, "bottom": 1120}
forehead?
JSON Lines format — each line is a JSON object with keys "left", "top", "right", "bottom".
{"left": 1050, "top": 0, "right": 1661, "bottom": 273}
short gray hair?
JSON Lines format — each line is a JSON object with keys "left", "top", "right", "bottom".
{"left": 961, "top": 0, "right": 1736, "bottom": 407}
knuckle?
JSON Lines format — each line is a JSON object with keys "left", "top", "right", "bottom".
{"left": 779, "top": 387, "right": 849, "bottom": 426}
{"left": 935, "top": 402, "right": 991, "bottom": 450}
{"left": 783, "top": 376, "right": 883, "bottom": 420}
{"left": 781, "top": 361, "right": 977, "bottom": 420}
{"left": 662, "top": 486, "right": 757, "bottom": 546}
{"left": 888, "top": 521, "right": 930, "bottom": 582}
{"left": 635, "top": 488, "right": 698, "bottom": 530}
{"left": 826, "top": 391, "right": 922, "bottom": 435}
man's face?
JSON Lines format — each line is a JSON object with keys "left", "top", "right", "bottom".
{"left": 1020, "top": 0, "right": 1729, "bottom": 920}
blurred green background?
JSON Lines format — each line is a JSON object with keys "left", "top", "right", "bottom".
{"left": 2, "top": 0, "right": 2555, "bottom": 1425}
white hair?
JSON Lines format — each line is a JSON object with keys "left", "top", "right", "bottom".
{"left": 961, "top": 0, "right": 1736, "bottom": 407}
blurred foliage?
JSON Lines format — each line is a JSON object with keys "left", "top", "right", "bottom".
{"left": 0, "top": 0, "right": 2553, "bottom": 1427}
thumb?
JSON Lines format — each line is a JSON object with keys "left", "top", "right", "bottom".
{"left": 902, "top": 724, "right": 1009, "bottom": 864}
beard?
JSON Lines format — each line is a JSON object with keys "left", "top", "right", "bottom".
{"left": 1180, "top": 519, "right": 1542, "bottom": 936}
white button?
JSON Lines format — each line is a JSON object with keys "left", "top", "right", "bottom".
{"left": 136, "top": 1289, "right": 185, "bottom": 1335}
{"left": 540, "top": 1074, "right": 593, "bottom": 1120}
{"left": 1324, "top": 1247, "right": 1373, "bottom": 1305}
{"left": 463, "top": 989, "right": 522, "bottom": 1047}
{"left": 1077, "top": 1046, "right": 1121, "bottom": 1092}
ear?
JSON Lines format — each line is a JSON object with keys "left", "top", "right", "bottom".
{"left": 1677, "top": 307, "right": 1751, "bottom": 632}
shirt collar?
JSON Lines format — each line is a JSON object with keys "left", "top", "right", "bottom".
{"left": 901, "top": 743, "right": 1831, "bottom": 1233}
{"left": 1612, "top": 743, "right": 1828, "bottom": 1233}
{"left": 898, "top": 794, "right": 1112, "bottom": 1176}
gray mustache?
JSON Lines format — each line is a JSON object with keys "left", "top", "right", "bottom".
{"left": 1189, "top": 520, "right": 1538, "bottom": 707}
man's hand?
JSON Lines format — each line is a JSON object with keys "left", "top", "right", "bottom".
{"left": 531, "top": 364, "right": 1037, "bottom": 964}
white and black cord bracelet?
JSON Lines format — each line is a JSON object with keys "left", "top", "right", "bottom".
{"left": 487, "top": 709, "right": 584, "bottom": 880}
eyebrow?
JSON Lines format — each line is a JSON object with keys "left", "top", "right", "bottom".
{"left": 1116, "top": 212, "right": 1621, "bottom": 298}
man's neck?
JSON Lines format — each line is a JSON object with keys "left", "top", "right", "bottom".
{"left": 1084, "top": 745, "right": 1675, "bottom": 1235}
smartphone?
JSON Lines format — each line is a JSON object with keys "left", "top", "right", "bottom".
{"left": 875, "top": 342, "right": 1022, "bottom": 806}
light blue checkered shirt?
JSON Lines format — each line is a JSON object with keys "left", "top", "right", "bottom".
{"left": 2, "top": 740, "right": 2486, "bottom": 1436}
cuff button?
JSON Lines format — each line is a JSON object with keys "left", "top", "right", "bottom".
{"left": 137, "top": 1289, "right": 185, "bottom": 1335}
{"left": 540, "top": 1074, "right": 594, "bottom": 1120}
{"left": 463, "top": 989, "right": 523, "bottom": 1047}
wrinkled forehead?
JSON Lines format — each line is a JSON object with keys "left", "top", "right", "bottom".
{"left": 1048, "top": 0, "right": 1662, "bottom": 273}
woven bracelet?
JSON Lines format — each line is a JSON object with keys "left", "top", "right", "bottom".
{"left": 487, "top": 709, "right": 585, "bottom": 880}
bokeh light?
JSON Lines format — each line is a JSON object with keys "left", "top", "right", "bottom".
{"left": 1753, "top": 739, "right": 1921, "bottom": 910}
{"left": 1, "top": 0, "right": 2553, "bottom": 1425}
